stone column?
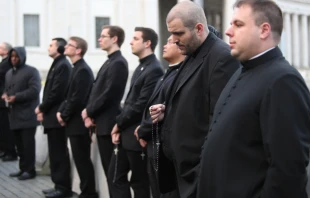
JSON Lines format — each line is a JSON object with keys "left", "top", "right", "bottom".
{"left": 284, "top": 12, "right": 292, "bottom": 65}
{"left": 222, "top": 0, "right": 234, "bottom": 43}
{"left": 301, "top": 15, "right": 309, "bottom": 68}
{"left": 193, "top": 0, "right": 204, "bottom": 7}
{"left": 292, "top": 13, "right": 300, "bottom": 68}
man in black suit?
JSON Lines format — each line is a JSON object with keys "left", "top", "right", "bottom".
{"left": 149, "top": 1, "right": 240, "bottom": 197}
{"left": 135, "top": 35, "right": 185, "bottom": 198}
{"left": 0, "top": 42, "right": 17, "bottom": 161}
{"left": 2, "top": 47, "right": 41, "bottom": 180}
{"left": 109, "top": 27, "right": 164, "bottom": 198}
{"left": 198, "top": 1, "right": 310, "bottom": 197}
{"left": 57, "top": 37, "right": 98, "bottom": 198}
{"left": 35, "top": 38, "right": 72, "bottom": 198}
{"left": 81, "top": 25, "right": 128, "bottom": 197}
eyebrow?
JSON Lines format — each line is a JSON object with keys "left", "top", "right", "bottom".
{"left": 231, "top": 19, "right": 245, "bottom": 25}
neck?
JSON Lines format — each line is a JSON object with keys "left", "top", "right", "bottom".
{"left": 70, "top": 56, "right": 82, "bottom": 64}
{"left": 106, "top": 45, "right": 120, "bottom": 55}
{"left": 138, "top": 50, "right": 153, "bottom": 59}
{"left": 52, "top": 53, "right": 61, "bottom": 60}
{"left": 167, "top": 56, "right": 185, "bottom": 66}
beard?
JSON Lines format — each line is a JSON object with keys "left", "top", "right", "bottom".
{"left": 185, "top": 32, "right": 201, "bottom": 55}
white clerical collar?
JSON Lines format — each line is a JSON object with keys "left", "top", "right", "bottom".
{"left": 249, "top": 47, "right": 275, "bottom": 60}
{"left": 169, "top": 62, "right": 181, "bottom": 67}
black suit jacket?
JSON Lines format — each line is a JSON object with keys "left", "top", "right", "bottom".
{"left": 116, "top": 54, "right": 164, "bottom": 151}
{"left": 0, "top": 57, "right": 11, "bottom": 108}
{"left": 39, "top": 55, "right": 72, "bottom": 129}
{"left": 161, "top": 33, "right": 240, "bottom": 197}
{"left": 58, "top": 58, "right": 94, "bottom": 136}
{"left": 86, "top": 50, "right": 128, "bottom": 136}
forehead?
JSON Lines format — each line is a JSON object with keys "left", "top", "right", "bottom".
{"left": 101, "top": 28, "right": 110, "bottom": 35}
{"left": 68, "top": 39, "right": 76, "bottom": 45}
{"left": 11, "top": 51, "right": 18, "bottom": 56}
{"left": 231, "top": 5, "right": 254, "bottom": 23}
{"left": 50, "top": 40, "right": 57, "bottom": 45}
{"left": 133, "top": 31, "right": 143, "bottom": 38}
{"left": 167, "top": 18, "right": 186, "bottom": 32}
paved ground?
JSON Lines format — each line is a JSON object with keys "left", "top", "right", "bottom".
{"left": 0, "top": 160, "right": 78, "bottom": 198}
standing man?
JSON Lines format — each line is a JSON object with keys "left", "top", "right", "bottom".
{"left": 35, "top": 38, "right": 72, "bottom": 198}
{"left": 150, "top": 1, "right": 240, "bottom": 197}
{"left": 198, "top": 0, "right": 310, "bottom": 197}
{"left": 57, "top": 37, "right": 98, "bottom": 198}
{"left": 109, "top": 27, "right": 164, "bottom": 198}
{"left": 135, "top": 35, "right": 185, "bottom": 198}
{"left": 0, "top": 42, "right": 17, "bottom": 161}
{"left": 82, "top": 25, "right": 128, "bottom": 196}
{"left": 2, "top": 47, "right": 41, "bottom": 180}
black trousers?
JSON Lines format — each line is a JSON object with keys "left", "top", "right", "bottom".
{"left": 97, "top": 135, "right": 113, "bottom": 197}
{"left": 69, "top": 134, "right": 98, "bottom": 198}
{"left": 13, "top": 128, "right": 36, "bottom": 173}
{"left": 108, "top": 145, "right": 150, "bottom": 198}
{"left": 148, "top": 147, "right": 180, "bottom": 198}
{"left": 0, "top": 108, "right": 16, "bottom": 156}
{"left": 45, "top": 128, "right": 71, "bottom": 192}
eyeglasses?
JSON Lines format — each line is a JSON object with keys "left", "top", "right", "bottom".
{"left": 66, "top": 43, "right": 78, "bottom": 48}
{"left": 100, "top": 35, "right": 111, "bottom": 39}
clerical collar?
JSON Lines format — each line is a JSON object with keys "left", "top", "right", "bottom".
{"left": 73, "top": 58, "right": 83, "bottom": 67}
{"left": 241, "top": 47, "right": 282, "bottom": 70}
{"left": 108, "top": 50, "right": 121, "bottom": 59}
{"left": 169, "top": 62, "right": 181, "bottom": 67}
{"left": 139, "top": 53, "right": 155, "bottom": 64}
{"left": 249, "top": 47, "right": 275, "bottom": 60}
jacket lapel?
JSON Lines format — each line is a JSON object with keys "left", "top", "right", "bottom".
{"left": 172, "top": 33, "right": 217, "bottom": 98}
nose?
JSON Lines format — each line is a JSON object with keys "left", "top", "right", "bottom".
{"left": 225, "top": 26, "right": 233, "bottom": 37}
{"left": 171, "top": 35, "right": 179, "bottom": 43}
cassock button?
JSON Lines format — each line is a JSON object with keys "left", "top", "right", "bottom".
{"left": 232, "top": 85, "right": 236, "bottom": 89}
{"left": 209, "top": 128, "right": 212, "bottom": 132}
{"left": 214, "top": 120, "right": 217, "bottom": 124}
{"left": 218, "top": 112, "right": 221, "bottom": 115}
{"left": 228, "top": 94, "right": 231, "bottom": 98}
{"left": 223, "top": 102, "right": 227, "bottom": 106}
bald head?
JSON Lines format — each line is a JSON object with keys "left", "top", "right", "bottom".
{"left": 167, "top": 1, "right": 208, "bottom": 31}
{"left": 0, "top": 42, "right": 12, "bottom": 58}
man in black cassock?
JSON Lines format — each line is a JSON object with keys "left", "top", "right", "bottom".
{"left": 135, "top": 35, "right": 185, "bottom": 198}
{"left": 82, "top": 25, "right": 128, "bottom": 197}
{"left": 57, "top": 37, "right": 98, "bottom": 198}
{"left": 149, "top": 1, "right": 240, "bottom": 197}
{"left": 0, "top": 42, "right": 17, "bottom": 161}
{"left": 35, "top": 38, "right": 72, "bottom": 198}
{"left": 198, "top": 0, "right": 310, "bottom": 198}
{"left": 109, "top": 27, "right": 164, "bottom": 198}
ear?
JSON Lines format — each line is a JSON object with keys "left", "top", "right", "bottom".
{"left": 76, "top": 48, "right": 82, "bottom": 56}
{"left": 112, "top": 36, "right": 118, "bottom": 44}
{"left": 145, "top": 40, "right": 151, "bottom": 49}
{"left": 260, "top": 22, "right": 271, "bottom": 40}
{"left": 195, "top": 23, "right": 204, "bottom": 35}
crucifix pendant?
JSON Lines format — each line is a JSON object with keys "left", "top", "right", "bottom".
{"left": 114, "top": 147, "right": 118, "bottom": 155}
{"left": 141, "top": 152, "right": 145, "bottom": 160}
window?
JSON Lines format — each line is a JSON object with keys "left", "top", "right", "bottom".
{"left": 95, "top": 17, "right": 110, "bottom": 48}
{"left": 23, "top": 14, "right": 40, "bottom": 47}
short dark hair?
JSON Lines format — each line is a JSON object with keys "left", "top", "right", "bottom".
{"left": 102, "top": 25, "right": 125, "bottom": 47}
{"left": 134, "top": 27, "right": 158, "bottom": 52}
{"left": 69, "top": 36, "right": 88, "bottom": 57}
{"left": 52, "top": 38, "right": 67, "bottom": 47}
{"left": 52, "top": 38, "right": 67, "bottom": 54}
{"left": 234, "top": 0, "right": 283, "bottom": 43}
